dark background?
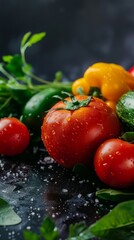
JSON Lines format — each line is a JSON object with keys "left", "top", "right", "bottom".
{"left": 0, "top": 0, "right": 134, "bottom": 81}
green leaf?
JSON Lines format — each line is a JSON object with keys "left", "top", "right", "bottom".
{"left": 40, "top": 217, "right": 59, "bottom": 240}
{"left": 0, "top": 198, "right": 21, "bottom": 226}
{"left": 5, "top": 54, "right": 24, "bottom": 77}
{"left": 96, "top": 189, "right": 134, "bottom": 202}
{"left": 67, "top": 221, "right": 94, "bottom": 240}
{"left": 21, "top": 32, "right": 31, "bottom": 47}
{"left": 120, "top": 132, "right": 134, "bottom": 143}
{"left": 2, "top": 55, "right": 13, "bottom": 63}
{"left": 23, "top": 230, "right": 40, "bottom": 240}
{"left": 69, "top": 222, "right": 87, "bottom": 237}
{"left": 28, "top": 32, "right": 46, "bottom": 47}
{"left": 89, "top": 200, "right": 134, "bottom": 240}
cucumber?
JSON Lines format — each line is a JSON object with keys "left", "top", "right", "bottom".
{"left": 116, "top": 90, "right": 134, "bottom": 130}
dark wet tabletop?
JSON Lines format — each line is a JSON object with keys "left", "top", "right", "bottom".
{"left": 0, "top": 143, "right": 113, "bottom": 240}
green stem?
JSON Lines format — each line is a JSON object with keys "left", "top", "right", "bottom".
{"left": 23, "top": 71, "right": 72, "bottom": 90}
{"left": 0, "top": 96, "right": 12, "bottom": 111}
{"left": 26, "top": 71, "right": 50, "bottom": 84}
{"left": 20, "top": 43, "right": 29, "bottom": 66}
{"left": 0, "top": 65, "right": 14, "bottom": 80}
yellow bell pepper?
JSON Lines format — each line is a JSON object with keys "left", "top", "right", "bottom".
{"left": 84, "top": 62, "right": 132, "bottom": 101}
{"left": 72, "top": 62, "right": 134, "bottom": 111}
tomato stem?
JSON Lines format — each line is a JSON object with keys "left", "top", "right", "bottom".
{"left": 54, "top": 94, "right": 92, "bottom": 111}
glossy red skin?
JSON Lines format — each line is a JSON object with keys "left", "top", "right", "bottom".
{"left": 0, "top": 117, "right": 30, "bottom": 156}
{"left": 41, "top": 96, "right": 121, "bottom": 168}
{"left": 94, "top": 138, "right": 134, "bottom": 189}
{"left": 128, "top": 66, "right": 134, "bottom": 77}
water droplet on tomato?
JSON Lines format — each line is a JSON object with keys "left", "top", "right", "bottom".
{"left": 103, "top": 163, "right": 108, "bottom": 166}
{"left": 115, "top": 151, "right": 121, "bottom": 155}
{"left": 52, "top": 130, "right": 55, "bottom": 135}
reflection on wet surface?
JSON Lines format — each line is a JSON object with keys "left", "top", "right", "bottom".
{"left": 0, "top": 146, "right": 113, "bottom": 240}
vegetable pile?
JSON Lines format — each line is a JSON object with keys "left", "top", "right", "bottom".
{"left": 0, "top": 32, "right": 134, "bottom": 240}
{"left": 0, "top": 32, "right": 72, "bottom": 136}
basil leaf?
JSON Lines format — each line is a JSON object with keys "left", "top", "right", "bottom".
{"left": 28, "top": 32, "right": 46, "bottom": 47}
{"left": 96, "top": 188, "right": 134, "bottom": 202}
{"left": 120, "top": 132, "right": 134, "bottom": 142}
{"left": 0, "top": 198, "right": 21, "bottom": 226}
{"left": 89, "top": 200, "right": 134, "bottom": 240}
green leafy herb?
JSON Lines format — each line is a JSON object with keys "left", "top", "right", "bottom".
{"left": 23, "top": 217, "right": 59, "bottom": 240}
{"left": 22, "top": 200, "right": 134, "bottom": 240}
{"left": 23, "top": 231, "right": 40, "bottom": 240}
{"left": 5, "top": 54, "right": 24, "bottom": 77}
{"left": 0, "top": 32, "right": 72, "bottom": 119}
{"left": 89, "top": 200, "right": 134, "bottom": 240}
{"left": 2, "top": 55, "right": 13, "bottom": 63}
{"left": 21, "top": 32, "right": 32, "bottom": 47}
{"left": 40, "top": 217, "right": 59, "bottom": 240}
{"left": 96, "top": 188, "right": 134, "bottom": 202}
{"left": 20, "top": 32, "right": 46, "bottom": 66}
{"left": 67, "top": 221, "right": 94, "bottom": 240}
{"left": 0, "top": 198, "right": 21, "bottom": 226}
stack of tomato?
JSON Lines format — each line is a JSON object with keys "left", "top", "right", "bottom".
{"left": 0, "top": 62, "right": 134, "bottom": 190}
{"left": 42, "top": 62, "right": 134, "bottom": 189}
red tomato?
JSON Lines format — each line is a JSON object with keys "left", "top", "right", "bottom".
{"left": 0, "top": 117, "right": 30, "bottom": 156}
{"left": 94, "top": 138, "right": 134, "bottom": 189}
{"left": 41, "top": 95, "right": 121, "bottom": 168}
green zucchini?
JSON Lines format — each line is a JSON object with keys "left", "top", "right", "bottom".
{"left": 116, "top": 90, "right": 134, "bottom": 130}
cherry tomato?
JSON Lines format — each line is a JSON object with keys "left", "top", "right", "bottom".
{"left": 94, "top": 138, "right": 134, "bottom": 189}
{"left": 41, "top": 95, "right": 121, "bottom": 168}
{"left": 0, "top": 117, "right": 30, "bottom": 156}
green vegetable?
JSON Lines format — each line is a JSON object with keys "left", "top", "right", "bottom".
{"left": 96, "top": 188, "right": 134, "bottom": 202}
{"left": 89, "top": 200, "right": 134, "bottom": 240}
{"left": 0, "top": 32, "right": 72, "bottom": 120}
{"left": 0, "top": 198, "right": 21, "bottom": 225}
{"left": 116, "top": 90, "right": 134, "bottom": 130}
{"left": 66, "top": 221, "right": 94, "bottom": 240}
{"left": 22, "top": 200, "right": 134, "bottom": 240}
{"left": 23, "top": 216, "right": 94, "bottom": 240}
{"left": 23, "top": 216, "right": 59, "bottom": 240}
{"left": 21, "top": 87, "right": 72, "bottom": 135}
{"left": 120, "top": 131, "right": 134, "bottom": 143}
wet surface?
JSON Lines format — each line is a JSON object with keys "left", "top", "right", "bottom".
{"left": 0, "top": 144, "right": 113, "bottom": 240}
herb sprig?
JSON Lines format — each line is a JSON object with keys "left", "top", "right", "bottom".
{"left": 0, "top": 32, "right": 71, "bottom": 118}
